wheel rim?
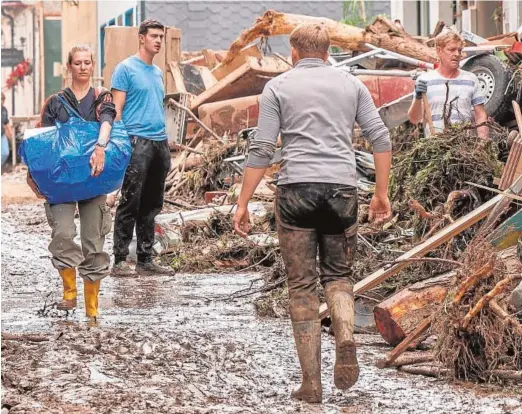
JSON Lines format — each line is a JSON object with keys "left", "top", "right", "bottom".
{"left": 474, "top": 67, "right": 495, "bottom": 104}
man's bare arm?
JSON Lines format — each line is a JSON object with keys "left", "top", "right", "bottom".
{"left": 111, "top": 89, "right": 127, "bottom": 122}
{"left": 474, "top": 104, "right": 488, "bottom": 140}
{"left": 408, "top": 98, "right": 424, "bottom": 124}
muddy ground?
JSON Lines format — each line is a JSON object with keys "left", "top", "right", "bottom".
{"left": 2, "top": 179, "right": 522, "bottom": 413}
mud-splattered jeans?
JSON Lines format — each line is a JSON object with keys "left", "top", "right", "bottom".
{"left": 45, "top": 195, "right": 111, "bottom": 282}
{"left": 276, "top": 183, "right": 358, "bottom": 297}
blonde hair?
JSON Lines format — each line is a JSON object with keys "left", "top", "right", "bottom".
{"left": 435, "top": 30, "right": 464, "bottom": 49}
{"left": 67, "top": 44, "right": 94, "bottom": 65}
{"left": 290, "top": 23, "right": 330, "bottom": 57}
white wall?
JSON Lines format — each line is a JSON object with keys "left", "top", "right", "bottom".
{"left": 1, "top": 7, "right": 39, "bottom": 116}
{"left": 503, "top": 0, "right": 521, "bottom": 33}
{"left": 97, "top": 0, "right": 138, "bottom": 25}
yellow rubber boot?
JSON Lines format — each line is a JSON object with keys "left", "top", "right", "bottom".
{"left": 84, "top": 279, "right": 101, "bottom": 319}
{"left": 57, "top": 268, "right": 77, "bottom": 311}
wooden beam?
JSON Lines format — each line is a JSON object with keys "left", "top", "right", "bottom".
{"left": 376, "top": 317, "right": 431, "bottom": 368}
{"left": 319, "top": 194, "right": 504, "bottom": 319}
{"left": 210, "top": 43, "right": 262, "bottom": 81}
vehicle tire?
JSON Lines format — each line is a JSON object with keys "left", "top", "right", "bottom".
{"left": 463, "top": 55, "right": 514, "bottom": 121}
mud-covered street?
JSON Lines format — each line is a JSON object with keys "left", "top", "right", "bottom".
{"left": 1, "top": 198, "right": 520, "bottom": 414}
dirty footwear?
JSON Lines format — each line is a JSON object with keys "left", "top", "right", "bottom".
{"left": 325, "top": 281, "right": 359, "bottom": 390}
{"left": 57, "top": 268, "right": 77, "bottom": 311}
{"left": 84, "top": 279, "right": 101, "bottom": 318}
{"left": 135, "top": 261, "right": 175, "bottom": 276}
{"left": 289, "top": 294, "right": 322, "bottom": 404}
{"left": 111, "top": 260, "right": 137, "bottom": 277}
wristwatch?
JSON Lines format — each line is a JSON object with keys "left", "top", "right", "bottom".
{"left": 96, "top": 139, "right": 107, "bottom": 148}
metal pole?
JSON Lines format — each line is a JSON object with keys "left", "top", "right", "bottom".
{"left": 343, "top": 68, "right": 419, "bottom": 77}
{"left": 333, "top": 49, "right": 382, "bottom": 67}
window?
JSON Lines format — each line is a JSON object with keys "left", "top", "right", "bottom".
{"left": 125, "top": 8, "right": 134, "bottom": 27}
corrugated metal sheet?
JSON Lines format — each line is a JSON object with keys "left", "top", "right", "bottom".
{"left": 145, "top": 1, "right": 390, "bottom": 53}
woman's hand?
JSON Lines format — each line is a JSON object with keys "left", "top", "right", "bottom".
{"left": 90, "top": 146, "right": 105, "bottom": 177}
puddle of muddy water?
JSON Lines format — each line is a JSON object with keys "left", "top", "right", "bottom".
{"left": 2, "top": 204, "right": 522, "bottom": 413}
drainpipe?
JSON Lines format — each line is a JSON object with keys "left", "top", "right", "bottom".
{"left": 2, "top": 7, "right": 16, "bottom": 114}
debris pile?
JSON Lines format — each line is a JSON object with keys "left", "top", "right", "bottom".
{"left": 434, "top": 238, "right": 522, "bottom": 383}
{"left": 126, "top": 10, "right": 522, "bottom": 386}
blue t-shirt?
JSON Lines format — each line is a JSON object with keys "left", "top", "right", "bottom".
{"left": 111, "top": 56, "right": 167, "bottom": 141}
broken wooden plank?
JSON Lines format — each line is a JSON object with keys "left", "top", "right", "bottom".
{"left": 319, "top": 193, "right": 504, "bottom": 320}
{"left": 211, "top": 44, "right": 262, "bottom": 81}
{"left": 190, "top": 56, "right": 289, "bottom": 111}
{"left": 374, "top": 271, "right": 455, "bottom": 346}
{"left": 481, "top": 173, "right": 522, "bottom": 232}
{"left": 198, "top": 95, "right": 261, "bottom": 138}
{"left": 376, "top": 317, "right": 431, "bottom": 368}
{"left": 165, "top": 27, "right": 182, "bottom": 94}
{"left": 221, "top": 11, "right": 437, "bottom": 66}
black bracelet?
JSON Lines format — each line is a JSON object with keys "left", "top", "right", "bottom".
{"left": 96, "top": 142, "right": 107, "bottom": 148}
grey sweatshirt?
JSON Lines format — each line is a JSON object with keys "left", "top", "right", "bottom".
{"left": 246, "top": 58, "right": 391, "bottom": 186}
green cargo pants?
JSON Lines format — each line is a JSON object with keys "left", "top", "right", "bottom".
{"left": 44, "top": 195, "right": 111, "bottom": 283}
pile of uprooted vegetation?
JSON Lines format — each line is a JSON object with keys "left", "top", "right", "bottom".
{"left": 390, "top": 123, "right": 504, "bottom": 224}
{"left": 433, "top": 237, "right": 522, "bottom": 383}
{"left": 162, "top": 122, "right": 513, "bottom": 318}
{"left": 163, "top": 206, "right": 281, "bottom": 275}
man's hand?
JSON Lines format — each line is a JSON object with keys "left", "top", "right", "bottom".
{"left": 415, "top": 79, "right": 427, "bottom": 100}
{"left": 233, "top": 205, "right": 250, "bottom": 238}
{"left": 26, "top": 172, "right": 44, "bottom": 199}
{"left": 368, "top": 194, "right": 392, "bottom": 227}
{"left": 90, "top": 146, "right": 105, "bottom": 177}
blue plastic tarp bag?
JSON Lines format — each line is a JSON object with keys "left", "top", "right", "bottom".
{"left": 19, "top": 95, "right": 132, "bottom": 204}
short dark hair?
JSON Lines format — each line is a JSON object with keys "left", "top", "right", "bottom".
{"left": 139, "top": 19, "right": 164, "bottom": 36}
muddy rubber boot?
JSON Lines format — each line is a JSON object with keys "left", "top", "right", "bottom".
{"left": 290, "top": 294, "right": 322, "bottom": 404}
{"left": 84, "top": 279, "right": 101, "bottom": 321}
{"left": 57, "top": 268, "right": 77, "bottom": 311}
{"left": 324, "top": 281, "right": 359, "bottom": 390}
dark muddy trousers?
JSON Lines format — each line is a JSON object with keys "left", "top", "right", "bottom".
{"left": 276, "top": 183, "right": 358, "bottom": 297}
{"left": 113, "top": 137, "right": 171, "bottom": 264}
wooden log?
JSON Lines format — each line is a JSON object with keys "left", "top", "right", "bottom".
{"left": 388, "top": 351, "right": 434, "bottom": 367}
{"left": 221, "top": 11, "right": 437, "bottom": 66}
{"left": 319, "top": 194, "right": 504, "bottom": 320}
{"left": 398, "top": 364, "right": 449, "bottom": 377}
{"left": 376, "top": 317, "right": 431, "bottom": 368}
{"left": 374, "top": 272, "right": 455, "bottom": 346}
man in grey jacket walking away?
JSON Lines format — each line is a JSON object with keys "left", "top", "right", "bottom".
{"left": 233, "top": 23, "right": 392, "bottom": 403}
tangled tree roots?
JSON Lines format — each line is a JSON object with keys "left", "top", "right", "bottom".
{"left": 433, "top": 239, "right": 522, "bottom": 383}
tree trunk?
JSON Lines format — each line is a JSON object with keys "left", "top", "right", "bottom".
{"left": 374, "top": 271, "right": 456, "bottom": 346}
{"left": 221, "top": 10, "right": 438, "bottom": 66}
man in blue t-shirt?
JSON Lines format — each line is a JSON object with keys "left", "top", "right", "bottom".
{"left": 111, "top": 19, "right": 173, "bottom": 276}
